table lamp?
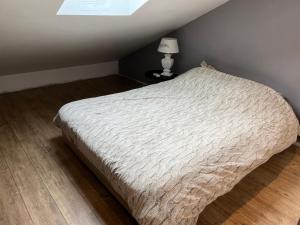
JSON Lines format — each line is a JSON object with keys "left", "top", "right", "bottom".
{"left": 158, "top": 37, "right": 179, "bottom": 77}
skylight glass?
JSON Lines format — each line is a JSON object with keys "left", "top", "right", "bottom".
{"left": 57, "top": 0, "right": 149, "bottom": 16}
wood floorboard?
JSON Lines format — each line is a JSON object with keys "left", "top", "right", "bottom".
{"left": 0, "top": 125, "right": 68, "bottom": 225}
{"left": 0, "top": 149, "right": 34, "bottom": 225}
{"left": 0, "top": 75, "right": 299, "bottom": 225}
{"left": 198, "top": 146, "right": 300, "bottom": 225}
{"left": 0, "top": 78, "right": 139, "bottom": 225}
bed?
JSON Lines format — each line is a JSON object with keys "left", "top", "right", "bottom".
{"left": 54, "top": 67, "right": 299, "bottom": 225}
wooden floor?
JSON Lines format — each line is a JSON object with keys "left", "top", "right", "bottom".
{"left": 0, "top": 75, "right": 299, "bottom": 225}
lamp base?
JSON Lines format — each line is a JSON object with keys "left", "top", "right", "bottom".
{"left": 161, "top": 54, "right": 174, "bottom": 77}
{"left": 160, "top": 71, "right": 173, "bottom": 77}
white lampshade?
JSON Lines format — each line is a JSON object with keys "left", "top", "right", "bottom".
{"left": 158, "top": 38, "right": 179, "bottom": 54}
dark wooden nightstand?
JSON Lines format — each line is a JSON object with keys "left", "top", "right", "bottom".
{"left": 145, "top": 70, "right": 179, "bottom": 85}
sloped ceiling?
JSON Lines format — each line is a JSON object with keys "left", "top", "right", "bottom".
{"left": 0, "top": 0, "right": 229, "bottom": 76}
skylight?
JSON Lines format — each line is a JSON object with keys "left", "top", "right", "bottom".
{"left": 57, "top": 0, "right": 149, "bottom": 16}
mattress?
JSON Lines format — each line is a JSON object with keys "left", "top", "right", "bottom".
{"left": 54, "top": 67, "right": 299, "bottom": 225}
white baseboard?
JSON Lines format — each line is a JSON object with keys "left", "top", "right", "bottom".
{"left": 0, "top": 61, "right": 118, "bottom": 93}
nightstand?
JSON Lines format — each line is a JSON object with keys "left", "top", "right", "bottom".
{"left": 145, "top": 70, "right": 179, "bottom": 85}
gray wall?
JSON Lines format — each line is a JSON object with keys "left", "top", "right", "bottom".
{"left": 120, "top": 0, "right": 300, "bottom": 116}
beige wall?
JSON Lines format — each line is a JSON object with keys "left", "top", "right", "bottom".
{"left": 0, "top": 62, "right": 118, "bottom": 93}
{"left": 0, "top": 0, "right": 228, "bottom": 76}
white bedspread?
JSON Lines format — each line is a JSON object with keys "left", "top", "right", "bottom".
{"left": 55, "top": 67, "right": 298, "bottom": 225}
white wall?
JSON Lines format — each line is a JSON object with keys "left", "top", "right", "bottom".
{"left": 0, "top": 61, "right": 118, "bottom": 93}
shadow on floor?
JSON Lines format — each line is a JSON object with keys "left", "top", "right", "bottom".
{"left": 50, "top": 136, "right": 138, "bottom": 225}
{"left": 197, "top": 146, "right": 296, "bottom": 225}
{"left": 50, "top": 136, "right": 296, "bottom": 225}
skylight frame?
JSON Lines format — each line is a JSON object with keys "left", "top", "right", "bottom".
{"left": 57, "top": 0, "right": 149, "bottom": 16}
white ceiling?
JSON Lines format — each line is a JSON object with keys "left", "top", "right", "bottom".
{"left": 0, "top": 0, "right": 229, "bottom": 75}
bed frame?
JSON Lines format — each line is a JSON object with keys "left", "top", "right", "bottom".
{"left": 62, "top": 132, "right": 132, "bottom": 213}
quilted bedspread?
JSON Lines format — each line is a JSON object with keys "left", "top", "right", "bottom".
{"left": 55, "top": 67, "right": 298, "bottom": 225}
